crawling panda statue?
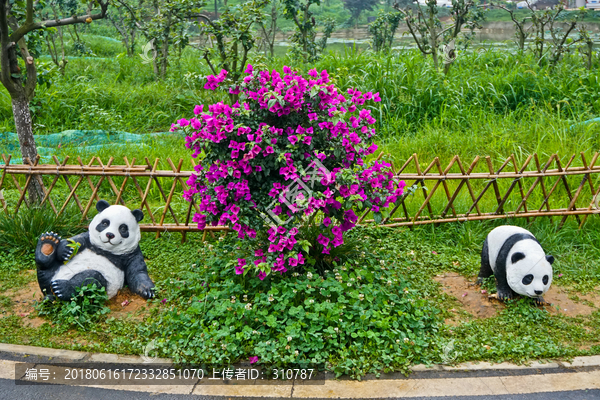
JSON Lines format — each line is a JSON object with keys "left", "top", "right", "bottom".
{"left": 35, "top": 200, "right": 155, "bottom": 301}
{"left": 477, "top": 225, "right": 554, "bottom": 304}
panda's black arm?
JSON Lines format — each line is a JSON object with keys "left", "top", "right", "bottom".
{"left": 55, "top": 232, "right": 90, "bottom": 261}
{"left": 124, "top": 249, "right": 155, "bottom": 300}
{"left": 35, "top": 232, "right": 90, "bottom": 270}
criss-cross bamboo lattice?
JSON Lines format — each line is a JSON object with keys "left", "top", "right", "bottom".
{"left": 2, "top": 152, "right": 600, "bottom": 240}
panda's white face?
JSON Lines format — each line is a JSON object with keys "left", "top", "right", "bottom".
{"left": 90, "top": 204, "right": 142, "bottom": 255}
{"left": 506, "top": 241, "right": 554, "bottom": 298}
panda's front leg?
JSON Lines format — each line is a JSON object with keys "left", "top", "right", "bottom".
{"left": 125, "top": 257, "right": 155, "bottom": 300}
{"left": 35, "top": 232, "right": 73, "bottom": 269}
{"left": 534, "top": 296, "right": 549, "bottom": 306}
{"left": 128, "top": 274, "right": 155, "bottom": 300}
{"left": 495, "top": 284, "right": 516, "bottom": 301}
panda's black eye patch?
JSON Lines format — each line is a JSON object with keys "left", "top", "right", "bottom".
{"left": 511, "top": 252, "right": 526, "bottom": 264}
{"left": 96, "top": 219, "right": 110, "bottom": 232}
{"left": 119, "top": 224, "right": 129, "bottom": 238}
{"left": 522, "top": 274, "right": 534, "bottom": 285}
{"left": 543, "top": 275, "right": 549, "bottom": 285}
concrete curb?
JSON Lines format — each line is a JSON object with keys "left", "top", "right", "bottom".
{"left": 0, "top": 343, "right": 171, "bottom": 364}
{"left": 4, "top": 343, "right": 600, "bottom": 399}
{"left": 2, "top": 342, "right": 600, "bottom": 372}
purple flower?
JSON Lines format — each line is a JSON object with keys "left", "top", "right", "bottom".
{"left": 249, "top": 356, "right": 259, "bottom": 364}
{"left": 258, "top": 271, "right": 267, "bottom": 280}
{"left": 178, "top": 66, "right": 390, "bottom": 282}
{"left": 317, "top": 234, "right": 330, "bottom": 247}
{"left": 161, "top": 299, "right": 167, "bottom": 304}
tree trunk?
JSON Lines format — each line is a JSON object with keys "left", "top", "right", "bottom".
{"left": 12, "top": 95, "right": 37, "bottom": 162}
{"left": 12, "top": 94, "right": 44, "bottom": 202}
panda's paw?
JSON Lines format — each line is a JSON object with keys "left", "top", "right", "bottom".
{"left": 496, "top": 289, "right": 515, "bottom": 301}
{"left": 42, "top": 294, "right": 56, "bottom": 303}
{"left": 58, "top": 245, "right": 74, "bottom": 262}
{"left": 38, "top": 232, "right": 61, "bottom": 256}
{"left": 51, "top": 280, "right": 73, "bottom": 301}
{"left": 534, "top": 296, "right": 550, "bottom": 306}
{"left": 139, "top": 287, "right": 155, "bottom": 300}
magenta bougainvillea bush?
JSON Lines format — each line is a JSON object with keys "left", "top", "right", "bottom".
{"left": 172, "top": 65, "right": 405, "bottom": 279}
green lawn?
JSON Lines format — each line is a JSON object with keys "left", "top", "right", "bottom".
{"left": 1, "top": 15, "right": 600, "bottom": 378}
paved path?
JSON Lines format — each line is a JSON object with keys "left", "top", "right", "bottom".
{"left": 2, "top": 344, "right": 600, "bottom": 399}
{"left": 2, "top": 376, "right": 600, "bottom": 399}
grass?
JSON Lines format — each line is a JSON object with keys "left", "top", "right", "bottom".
{"left": 1, "top": 15, "right": 600, "bottom": 376}
{"left": 2, "top": 220, "right": 600, "bottom": 374}
{"left": 2, "top": 45, "right": 598, "bottom": 162}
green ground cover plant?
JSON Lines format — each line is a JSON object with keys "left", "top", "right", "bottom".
{"left": 0, "top": 9, "right": 599, "bottom": 379}
{"left": 36, "top": 284, "right": 111, "bottom": 331}
{"left": 1, "top": 219, "right": 600, "bottom": 376}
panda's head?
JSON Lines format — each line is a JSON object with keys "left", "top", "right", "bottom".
{"left": 507, "top": 240, "right": 554, "bottom": 298}
{"left": 89, "top": 200, "right": 144, "bottom": 255}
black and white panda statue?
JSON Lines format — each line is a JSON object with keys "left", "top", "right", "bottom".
{"left": 477, "top": 225, "right": 554, "bottom": 303}
{"left": 35, "top": 200, "right": 155, "bottom": 301}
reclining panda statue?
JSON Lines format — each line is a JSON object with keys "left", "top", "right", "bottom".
{"left": 35, "top": 200, "right": 155, "bottom": 301}
{"left": 477, "top": 225, "right": 554, "bottom": 304}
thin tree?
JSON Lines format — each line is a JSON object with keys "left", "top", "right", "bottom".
{"left": 116, "top": 0, "right": 205, "bottom": 79}
{"left": 108, "top": 2, "right": 138, "bottom": 57}
{"left": 493, "top": 2, "right": 531, "bottom": 53}
{"left": 282, "top": 0, "right": 336, "bottom": 63}
{"left": 196, "top": 0, "right": 269, "bottom": 101}
{"left": 368, "top": 10, "right": 403, "bottom": 52}
{"left": 527, "top": 3, "right": 585, "bottom": 68}
{"left": 258, "top": 0, "right": 280, "bottom": 58}
{"left": 577, "top": 25, "right": 595, "bottom": 71}
{"left": 0, "top": 0, "right": 109, "bottom": 199}
{"left": 394, "top": 0, "right": 484, "bottom": 74}
{"left": 342, "top": 0, "right": 379, "bottom": 28}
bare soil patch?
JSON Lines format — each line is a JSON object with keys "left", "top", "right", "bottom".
{"left": 543, "top": 289, "right": 599, "bottom": 316}
{"left": 435, "top": 272, "right": 502, "bottom": 320}
{"left": 4, "top": 276, "right": 152, "bottom": 325}
{"left": 6, "top": 278, "right": 45, "bottom": 328}
{"left": 435, "top": 272, "right": 599, "bottom": 320}
{"left": 107, "top": 288, "right": 152, "bottom": 320}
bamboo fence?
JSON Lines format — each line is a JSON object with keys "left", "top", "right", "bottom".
{"left": 1, "top": 152, "right": 600, "bottom": 241}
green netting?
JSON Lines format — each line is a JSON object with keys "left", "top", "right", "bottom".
{"left": 0, "top": 130, "right": 180, "bottom": 164}
{"left": 570, "top": 117, "right": 600, "bottom": 130}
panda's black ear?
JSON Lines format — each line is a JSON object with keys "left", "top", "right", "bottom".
{"left": 96, "top": 200, "right": 110, "bottom": 213}
{"left": 546, "top": 255, "right": 555, "bottom": 265}
{"left": 511, "top": 252, "right": 525, "bottom": 264}
{"left": 132, "top": 209, "right": 144, "bottom": 222}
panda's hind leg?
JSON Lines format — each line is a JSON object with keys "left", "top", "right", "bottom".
{"left": 476, "top": 237, "right": 494, "bottom": 286}
{"left": 51, "top": 271, "right": 108, "bottom": 301}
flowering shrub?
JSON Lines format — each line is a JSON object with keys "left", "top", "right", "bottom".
{"left": 173, "top": 65, "right": 405, "bottom": 279}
